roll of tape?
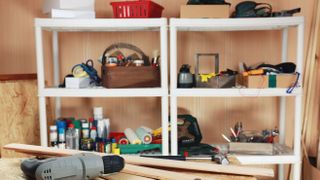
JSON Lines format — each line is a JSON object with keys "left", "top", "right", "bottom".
{"left": 72, "top": 65, "right": 89, "bottom": 78}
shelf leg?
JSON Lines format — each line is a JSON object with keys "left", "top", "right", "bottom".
{"left": 170, "top": 96, "right": 178, "bottom": 155}
{"left": 35, "top": 26, "right": 48, "bottom": 146}
{"left": 39, "top": 97, "right": 48, "bottom": 147}
{"left": 161, "top": 96, "right": 169, "bottom": 155}
{"left": 52, "top": 31, "right": 61, "bottom": 119}
{"left": 279, "top": 27, "right": 288, "bottom": 180}
{"left": 292, "top": 23, "right": 304, "bottom": 180}
{"left": 169, "top": 24, "right": 178, "bottom": 155}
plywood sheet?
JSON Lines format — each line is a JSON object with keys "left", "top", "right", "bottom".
{"left": 0, "top": 80, "right": 40, "bottom": 157}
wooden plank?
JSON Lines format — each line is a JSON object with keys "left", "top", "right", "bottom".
{"left": 102, "top": 172, "right": 155, "bottom": 180}
{"left": 122, "top": 155, "right": 274, "bottom": 177}
{"left": 3, "top": 143, "right": 274, "bottom": 177}
{"left": 122, "top": 164, "right": 210, "bottom": 180}
{"left": 0, "top": 74, "right": 37, "bottom": 81}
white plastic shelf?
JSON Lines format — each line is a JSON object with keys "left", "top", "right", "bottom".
{"left": 235, "top": 154, "right": 298, "bottom": 165}
{"left": 172, "top": 88, "right": 302, "bottom": 97}
{"left": 35, "top": 18, "right": 167, "bottom": 32}
{"left": 41, "top": 87, "right": 167, "bottom": 97}
{"left": 170, "top": 17, "right": 304, "bottom": 31}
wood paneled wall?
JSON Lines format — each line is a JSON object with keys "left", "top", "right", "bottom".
{"left": 0, "top": 0, "right": 317, "bottom": 157}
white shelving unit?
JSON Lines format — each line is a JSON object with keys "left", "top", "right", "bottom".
{"left": 34, "top": 18, "right": 169, "bottom": 155}
{"left": 169, "top": 17, "right": 304, "bottom": 180}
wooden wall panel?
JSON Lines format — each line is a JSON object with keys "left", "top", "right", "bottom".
{"left": 0, "top": 0, "right": 317, "bottom": 158}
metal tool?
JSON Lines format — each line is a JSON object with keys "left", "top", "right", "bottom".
{"left": 141, "top": 154, "right": 229, "bottom": 165}
{"left": 20, "top": 153, "right": 124, "bottom": 180}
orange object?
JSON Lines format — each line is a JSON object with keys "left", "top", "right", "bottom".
{"left": 242, "top": 69, "right": 264, "bottom": 76}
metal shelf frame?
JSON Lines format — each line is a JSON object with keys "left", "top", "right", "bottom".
{"left": 169, "top": 17, "right": 304, "bottom": 180}
{"left": 35, "top": 18, "right": 169, "bottom": 155}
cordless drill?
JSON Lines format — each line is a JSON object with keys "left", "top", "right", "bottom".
{"left": 20, "top": 153, "right": 124, "bottom": 180}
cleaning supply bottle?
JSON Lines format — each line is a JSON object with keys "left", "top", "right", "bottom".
{"left": 66, "top": 124, "right": 75, "bottom": 149}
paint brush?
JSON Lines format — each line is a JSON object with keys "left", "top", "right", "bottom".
{"left": 221, "top": 134, "right": 231, "bottom": 143}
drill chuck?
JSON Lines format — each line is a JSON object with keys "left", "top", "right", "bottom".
{"left": 21, "top": 153, "right": 124, "bottom": 180}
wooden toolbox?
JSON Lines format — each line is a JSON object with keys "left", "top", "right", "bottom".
{"left": 229, "top": 142, "right": 274, "bottom": 155}
{"left": 102, "top": 66, "right": 160, "bottom": 88}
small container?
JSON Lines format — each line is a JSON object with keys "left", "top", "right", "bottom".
{"left": 49, "top": 125, "right": 58, "bottom": 148}
{"left": 105, "top": 139, "right": 111, "bottom": 153}
{"left": 81, "top": 138, "right": 93, "bottom": 151}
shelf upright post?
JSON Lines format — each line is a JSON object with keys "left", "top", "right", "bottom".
{"left": 35, "top": 24, "right": 48, "bottom": 147}
{"left": 293, "top": 22, "right": 304, "bottom": 180}
{"left": 170, "top": 20, "right": 178, "bottom": 155}
{"left": 52, "top": 31, "right": 61, "bottom": 119}
{"left": 160, "top": 19, "right": 169, "bottom": 155}
{"left": 279, "top": 27, "right": 288, "bottom": 180}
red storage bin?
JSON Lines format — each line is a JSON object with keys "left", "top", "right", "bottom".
{"left": 110, "top": 0, "right": 164, "bottom": 18}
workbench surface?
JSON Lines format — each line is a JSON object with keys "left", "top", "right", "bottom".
{"left": 0, "top": 158, "right": 257, "bottom": 180}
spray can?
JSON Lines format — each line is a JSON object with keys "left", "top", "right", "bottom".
{"left": 66, "top": 124, "right": 75, "bottom": 149}
{"left": 56, "top": 121, "right": 66, "bottom": 149}
{"left": 73, "top": 120, "right": 81, "bottom": 150}
{"left": 49, "top": 125, "right": 58, "bottom": 148}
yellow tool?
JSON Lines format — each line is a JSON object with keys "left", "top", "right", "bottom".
{"left": 242, "top": 69, "right": 264, "bottom": 76}
{"left": 199, "top": 73, "right": 216, "bottom": 82}
{"left": 152, "top": 126, "right": 171, "bottom": 137}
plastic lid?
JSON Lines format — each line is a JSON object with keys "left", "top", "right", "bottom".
{"left": 68, "top": 124, "right": 75, "bottom": 128}
{"left": 91, "top": 127, "right": 97, "bottom": 130}
{"left": 73, "top": 120, "right": 81, "bottom": 129}
{"left": 82, "top": 123, "right": 89, "bottom": 128}
{"left": 56, "top": 121, "right": 66, "bottom": 129}
{"left": 50, "top": 125, "right": 57, "bottom": 130}
{"left": 112, "top": 138, "right": 116, "bottom": 143}
{"left": 89, "top": 117, "right": 94, "bottom": 122}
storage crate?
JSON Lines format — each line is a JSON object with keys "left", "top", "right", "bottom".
{"left": 110, "top": 0, "right": 164, "bottom": 18}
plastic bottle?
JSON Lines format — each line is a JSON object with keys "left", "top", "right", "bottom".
{"left": 82, "top": 122, "right": 89, "bottom": 139}
{"left": 49, "top": 125, "right": 58, "bottom": 148}
{"left": 66, "top": 124, "right": 75, "bottom": 149}
{"left": 90, "top": 126, "right": 97, "bottom": 140}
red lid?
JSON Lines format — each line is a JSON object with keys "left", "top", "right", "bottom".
{"left": 68, "top": 124, "right": 75, "bottom": 128}
{"left": 91, "top": 126, "right": 96, "bottom": 130}
{"left": 89, "top": 117, "right": 94, "bottom": 122}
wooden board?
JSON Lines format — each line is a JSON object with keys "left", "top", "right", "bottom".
{"left": 4, "top": 143, "right": 274, "bottom": 177}
{"left": 0, "top": 80, "right": 40, "bottom": 158}
{"left": 229, "top": 143, "right": 273, "bottom": 155}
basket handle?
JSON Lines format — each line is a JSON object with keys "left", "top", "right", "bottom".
{"left": 195, "top": 53, "right": 219, "bottom": 76}
{"left": 101, "top": 43, "right": 150, "bottom": 66}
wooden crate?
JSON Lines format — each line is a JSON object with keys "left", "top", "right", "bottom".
{"left": 101, "top": 66, "right": 161, "bottom": 88}
{"left": 229, "top": 142, "right": 274, "bottom": 155}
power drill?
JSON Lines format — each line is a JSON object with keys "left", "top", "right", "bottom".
{"left": 20, "top": 153, "right": 124, "bottom": 180}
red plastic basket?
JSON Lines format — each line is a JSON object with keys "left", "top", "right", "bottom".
{"left": 110, "top": 0, "right": 164, "bottom": 18}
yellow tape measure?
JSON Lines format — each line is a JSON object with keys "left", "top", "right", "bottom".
{"left": 72, "top": 65, "right": 89, "bottom": 78}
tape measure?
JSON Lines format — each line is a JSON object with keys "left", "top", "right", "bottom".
{"left": 72, "top": 65, "right": 89, "bottom": 78}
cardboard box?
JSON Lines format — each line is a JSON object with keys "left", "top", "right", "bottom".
{"left": 229, "top": 142, "right": 274, "bottom": 155}
{"left": 65, "top": 77, "right": 91, "bottom": 88}
{"left": 43, "top": 0, "right": 95, "bottom": 14}
{"left": 180, "top": 5, "right": 230, "bottom": 18}
{"left": 240, "top": 75, "right": 268, "bottom": 88}
{"left": 239, "top": 74, "right": 297, "bottom": 88}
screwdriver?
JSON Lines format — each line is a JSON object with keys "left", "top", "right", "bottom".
{"left": 140, "top": 154, "right": 229, "bottom": 165}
